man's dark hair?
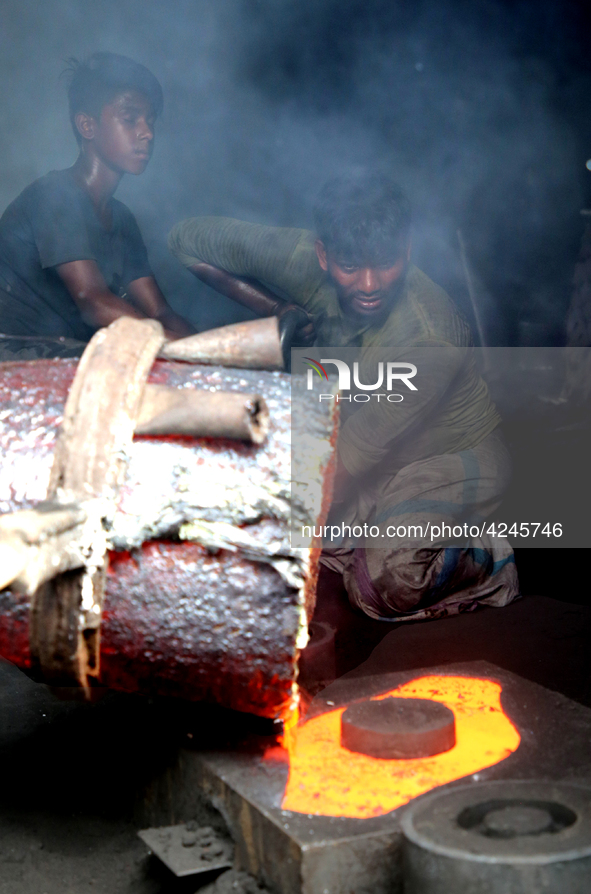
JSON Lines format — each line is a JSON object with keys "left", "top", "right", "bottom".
{"left": 65, "top": 52, "right": 164, "bottom": 142}
{"left": 313, "top": 172, "right": 411, "bottom": 266}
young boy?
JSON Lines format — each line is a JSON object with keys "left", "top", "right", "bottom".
{"left": 0, "top": 52, "right": 194, "bottom": 344}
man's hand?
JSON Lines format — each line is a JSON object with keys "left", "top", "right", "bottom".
{"left": 189, "top": 263, "right": 315, "bottom": 345}
{"left": 277, "top": 304, "right": 315, "bottom": 347}
{"left": 189, "top": 262, "right": 315, "bottom": 368}
{"left": 277, "top": 304, "right": 316, "bottom": 370}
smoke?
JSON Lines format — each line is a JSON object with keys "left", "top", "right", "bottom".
{"left": 0, "top": 0, "right": 589, "bottom": 339}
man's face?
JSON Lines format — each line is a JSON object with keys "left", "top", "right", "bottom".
{"left": 78, "top": 89, "right": 156, "bottom": 175}
{"left": 315, "top": 240, "right": 410, "bottom": 323}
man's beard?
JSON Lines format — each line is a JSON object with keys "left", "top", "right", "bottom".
{"left": 334, "top": 271, "right": 407, "bottom": 325}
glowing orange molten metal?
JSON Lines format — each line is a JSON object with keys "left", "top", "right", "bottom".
{"left": 280, "top": 675, "right": 520, "bottom": 819}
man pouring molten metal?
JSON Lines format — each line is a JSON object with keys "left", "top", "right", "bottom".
{"left": 168, "top": 172, "right": 519, "bottom": 621}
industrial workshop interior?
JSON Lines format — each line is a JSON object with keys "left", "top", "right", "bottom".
{"left": 1, "top": 1, "right": 591, "bottom": 892}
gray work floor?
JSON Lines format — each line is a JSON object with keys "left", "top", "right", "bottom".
{"left": 0, "top": 580, "right": 590, "bottom": 893}
{"left": 312, "top": 567, "right": 591, "bottom": 707}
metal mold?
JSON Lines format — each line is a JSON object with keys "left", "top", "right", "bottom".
{"left": 138, "top": 822, "right": 233, "bottom": 877}
{"left": 401, "top": 779, "right": 591, "bottom": 893}
{"left": 144, "top": 662, "right": 591, "bottom": 894}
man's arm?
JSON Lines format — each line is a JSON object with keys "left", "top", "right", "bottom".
{"left": 188, "top": 262, "right": 285, "bottom": 317}
{"left": 168, "top": 217, "right": 324, "bottom": 310}
{"left": 57, "top": 261, "right": 195, "bottom": 340}
{"left": 189, "top": 262, "right": 315, "bottom": 345}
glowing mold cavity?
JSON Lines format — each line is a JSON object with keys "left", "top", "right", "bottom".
{"left": 280, "top": 675, "right": 520, "bottom": 819}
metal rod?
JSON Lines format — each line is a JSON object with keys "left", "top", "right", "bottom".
{"left": 160, "top": 318, "right": 284, "bottom": 369}
{"left": 135, "top": 385, "right": 269, "bottom": 443}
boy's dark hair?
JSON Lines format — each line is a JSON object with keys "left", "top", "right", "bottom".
{"left": 313, "top": 172, "right": 411, "bottom": 266}
{"left": 65, "top": 52, "right": 164, "bottom": 142}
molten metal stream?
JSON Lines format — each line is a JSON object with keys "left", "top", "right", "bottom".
{"left": 280, "top": 675, "right": 520, "bottom": 819}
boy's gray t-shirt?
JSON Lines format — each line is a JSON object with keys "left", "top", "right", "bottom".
{"left": 0, "top": 168, "right": 152, "bottom": 339}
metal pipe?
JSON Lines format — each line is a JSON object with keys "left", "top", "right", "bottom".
{"left": 160, "top": 318, "right": 284, "bottom": 369}
{"left": 136, "top": 384, "right": 269, "bottom": 443}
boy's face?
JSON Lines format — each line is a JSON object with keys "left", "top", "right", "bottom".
{"left": 315, "top": 240, "right": 410, "bottom": 323}
{"left": 78, "top": 89, "right": 156, "bottom": 175}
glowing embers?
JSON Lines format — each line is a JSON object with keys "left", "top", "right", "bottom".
{"left": 281, "top": 675, "right": 520, "bottom": 819}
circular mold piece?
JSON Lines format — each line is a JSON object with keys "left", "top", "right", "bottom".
{"left": 401, "top": 780, "right": 591, "bottom": 894}
{"left": 340, "top": 696, "right": 456, "bottom": 759}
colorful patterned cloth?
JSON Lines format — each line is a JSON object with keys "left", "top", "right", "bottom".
{"left": 322, "top": 428, "right": 519, "bottom": 621}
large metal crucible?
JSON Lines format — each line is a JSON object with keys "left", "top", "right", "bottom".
{"left": 0, "top": 322, "right": 337, "bottom": 718}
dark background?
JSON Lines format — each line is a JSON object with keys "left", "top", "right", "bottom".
{"left": 1, "top": 0, "right": 590, "bottom": 342}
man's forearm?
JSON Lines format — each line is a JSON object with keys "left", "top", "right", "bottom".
{"left": 189, "top": 262, "right": 316, "bottom": 348}
{"left": 189, "top": 262, "right": 287, "bottom": 317}
{"left": 168, "top": 217, "right": 322, "bottom": 309}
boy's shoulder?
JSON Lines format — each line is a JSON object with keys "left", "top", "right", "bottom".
{"left": 4, "top": 169, "right": 137, "bottom": 230}
{"left": 110, "top": 195, "right": 138, "bottom": 225}
{"left": 23, "top": 168, "right": 76, "bottom": 196}
{"left": 4, "top": 169, "right": 79, "bottom": 218}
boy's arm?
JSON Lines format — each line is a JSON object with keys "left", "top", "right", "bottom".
{"left": 126, "top": 276, "right": 196, "bottom": 337}
{"left": 56, "top": 261, "right": 194, "bottom": 340}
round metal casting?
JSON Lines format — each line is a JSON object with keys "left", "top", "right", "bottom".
{"left": 401, "top": 779, "right": 591, "bottom": 893}
{"left": 340, "top": 697, "right": 456, "bottom": 759}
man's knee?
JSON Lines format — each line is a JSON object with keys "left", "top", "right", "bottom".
{"left": 343, "top": 543, "right": 519, "bottom": 621}
{"left": 343, "top": 547, "right": 440, "bottom": 618}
